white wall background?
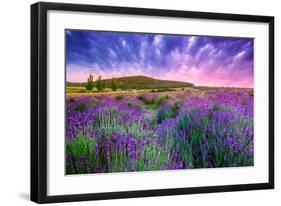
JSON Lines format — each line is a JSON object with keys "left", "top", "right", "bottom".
{"left": 0, "top": 0, "right": 279, "bottom": 205}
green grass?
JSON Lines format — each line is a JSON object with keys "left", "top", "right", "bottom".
{"left": 66, "top": 86, "right": 114, "bottom": 94}
{"left": 66, "top": 86, "right": 87, "bottom": 93}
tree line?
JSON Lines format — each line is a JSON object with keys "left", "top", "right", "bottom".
{"left": 85, "top": 74, "right": 117, "bottom": 92}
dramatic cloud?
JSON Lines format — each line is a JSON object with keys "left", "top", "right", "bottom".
{"left": 66, "top": 30, "right": 253, "bottom": 88}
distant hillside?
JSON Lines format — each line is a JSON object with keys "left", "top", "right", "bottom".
{"left": 67, "top": 75, "right": 194, "bottom": 89}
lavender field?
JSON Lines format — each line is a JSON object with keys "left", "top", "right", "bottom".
{"left": 65, "top": 30, "right": 254, "bottom": 174}
{"left": 66, "top": 89, "right": 254, "bottom": 174}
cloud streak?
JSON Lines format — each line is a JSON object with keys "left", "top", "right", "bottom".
{"left": 66, "top": 30, "right": 253, "bottom": 88}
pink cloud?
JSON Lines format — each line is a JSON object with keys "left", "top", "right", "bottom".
{"left": 67, "top": 60, "right": 253, "bottom": 88}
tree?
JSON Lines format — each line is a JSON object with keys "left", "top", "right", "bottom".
{"left": 111, "top": 77, "right": 117, "bottom": 91}
{"left": 96, "top": 75, "right": 103, "bottom": 92}
{"left": 85, "top": 74, "right": 94, "bottom": 92}
{"left": 102, "top": 80, "right": 106, "bottom": 91}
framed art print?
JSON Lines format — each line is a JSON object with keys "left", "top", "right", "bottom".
{"left": 31, "top": 2, "right": 274, "bottom": 203}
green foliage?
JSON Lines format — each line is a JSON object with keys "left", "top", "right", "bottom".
{"left": 171, "top": 102, "right": 181, "bottom": 114}
{"left": 137, "top": 95, "right": 171, "bottom": 111}
{"left": 157, "top": 108, "right": 173, "bottom": 123}
{"left": 111, "top": 77, "right": 118, "bottom": 91}
{"left": 66, "top": 137, "right": 93, "bottom": 158}
{"left": 156, "top": 100, "right": 180, "bottom": 123}
{"left": 85, "top": 74, "right": 94, "bottom": 92}
{"left": 67, "top": 86, "right": 87, "bottom": 93}
{"left": 177, "top": 113, "right": 190, "bottom": 131}
{"left": 115, "top": 95, "right": 124, "bottom": 100}
{"left": 137, "top": 95, "right": 155, "bottom": 105}
{"left": 151, "top": 88, "right": 176, "bottom": 92}
{"left": 73, "top": 103, "right": 87, "bottom": 112}
{"left": 155, "top": 95, "right": 170, "bottom": 106}
{"left": 102, "top": 80, "right": 106, "bottom": 90}
{"left": 212, "top": 104, "right": 223, "bottom": 112}
{"left": 96, "top": 76, "right": 104, "bottom": 92}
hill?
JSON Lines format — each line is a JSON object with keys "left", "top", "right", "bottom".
{"left": 67, "top": 75, "right": 194, "bottom": 90}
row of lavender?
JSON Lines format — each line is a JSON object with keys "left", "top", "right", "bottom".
{"left": 66, "top": 89, "right": 254, "bottom": 174}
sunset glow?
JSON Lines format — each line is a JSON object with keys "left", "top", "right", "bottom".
{"left": 66, "top": 30, "right": 253, "bottom": 88}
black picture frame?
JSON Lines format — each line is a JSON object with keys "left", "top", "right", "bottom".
{"left": 31, "top": 1, "right": 274, "bottom": 203}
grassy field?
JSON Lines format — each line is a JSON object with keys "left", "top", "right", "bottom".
{"left": 66, "top": 86, "right": 200, "bottom": 96}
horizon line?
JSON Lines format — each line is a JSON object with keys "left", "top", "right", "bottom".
{"left": 66, "top": 74, "right": 253, "bottom": 89}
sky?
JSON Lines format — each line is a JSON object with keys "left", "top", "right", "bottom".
{"left": 66, "top": 30, "right": 253, "bottom": 88}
